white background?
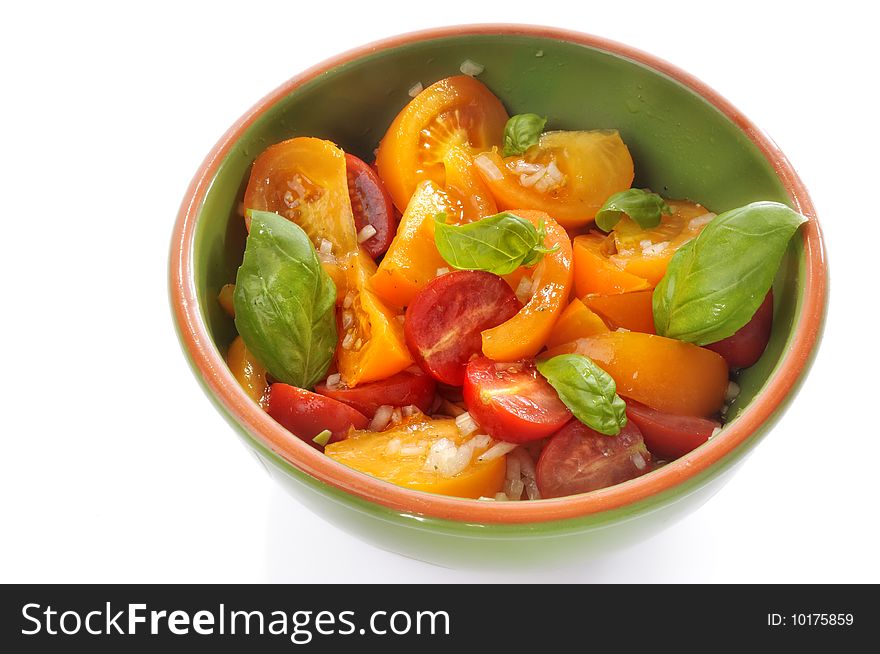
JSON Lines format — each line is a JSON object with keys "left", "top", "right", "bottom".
{"left": 2, "top": 1, "right": 877, "bottom": 583}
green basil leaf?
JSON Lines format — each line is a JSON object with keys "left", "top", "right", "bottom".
{"left": 434, "top": 211, "right": 557, "bottom": 276}
{"left": 233, "top": 210, "right": 337, "bottom": 389}
{"left": 653, "top": 201, "right": 806, "bottom": 345}
{"left": 595, "top": 188, "right": 672, "bottom": 232}
{"left": 502, "top": 113, "right": 547, "bottom": 156}
{"left": 536, "top": 354, "right": 627, "bottom": 436}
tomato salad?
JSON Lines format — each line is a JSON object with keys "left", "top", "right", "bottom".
{"left": 222, "top": 73, "right": 805, "bottom": 501}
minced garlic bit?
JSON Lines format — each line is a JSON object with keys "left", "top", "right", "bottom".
{"left": 408, "top": 81, "right": 424, "bottom": 98}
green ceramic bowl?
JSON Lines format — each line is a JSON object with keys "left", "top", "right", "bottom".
{"left": 170, "top": 25, "right": 826, "bottom": 567}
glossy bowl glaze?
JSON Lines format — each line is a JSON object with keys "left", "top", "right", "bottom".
{"left": 170, "top": 25, "right": 826, "bottom": 567}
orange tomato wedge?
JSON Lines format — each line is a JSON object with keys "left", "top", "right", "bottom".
{"left": 481, "top": 210, "right": 573, "bottom": 361}
{"left": 442, "top": 146, "right": 498, "bottom": 222}
{"left": 369, "top": 180, "right": 458, "bottom": 308}
{"left": 325, "top": 417, "right": 506, "bottom": 499}
{"left": 584, "top": 290, "right": 656, "bottom": 334}
{"left": 545, "top": 298, "right": 609, "bottom": 349}
{"left": 226, "top": 335, "right": 268, "bottom": 406}
{"left": 543, "top": 332, "right": 728, "bottom": 417}
{"left": 572, "top": 232, "right": 652, "bottom": 297}
{"left": 610, "top": 200, "right": 714, "bottom": 285}
{"left": 474, "top": 130, "right": 634, "bottom": 229}
{"left": 376, "top": 76, "right": 508, "bottom": 213}
{"left": 337, "top": 251, "right": 413, "bottom": 386}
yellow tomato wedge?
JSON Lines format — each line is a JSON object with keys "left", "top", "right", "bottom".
{"left": 584, "top": 290, "right": 656, "bottom": 334}
{"left": 337, "top": 251, "right": 413, "bottom": 386}
{"left": 325, "top": 417, "right": 506, "bottom": 499}
{"left": 545, "top": 298, "right": 609, "bottom": 349}
{"left": 481, "top": 210, "right": 573, "bottom": 361}
{"left": 474, "top": 130, "right": 634, "bottom": 229}
{"left": 369, "top": 180, "right": 458, "bottom": 308}
{"left": 610, "top": 200, "right": 714, "bottom": 285}
{"left": 242, "top": 136, "right": 361, "bottom": 302}
{"left": 543, "top": 332, "right": 728, "bottom": 417}
{"left": 226, "top": 335, "right": 268, "bottom": 407}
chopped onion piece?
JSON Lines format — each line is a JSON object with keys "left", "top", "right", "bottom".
{"left": 384, "top": 437, "right": 402, "bottom": 455}
{"left": 455, "top": 411, "right": 479, "bottom": 436}
{"left": 401, "top": 405, "right": 419, "bottom": 418}
{"left": 631, "top": 452, "right": 648, "bottom": 471}
{"left": 479, "top": 441, "right": 518, "bottom": 462}
{"left": 407, "top": 81, "right": 423, "bottom": 97}
{"left": 319, "top": 239, "right": 333, "bottom": 255}
{"left": 369, "top": 405, "right": 394, "bottom": 432}
{"left": 474, "top": 153, "right": 503, "bottom": 181}
{"left": 471, "top": 434, "right": 492, "bottom": 449}
{"left": 642, "top": 241, "right": 670, "bottom": 257}
{"left": 515, "top": 276, "right": 533, "bottom": 304}
{"left": 688, "top": 212, "right": 716, "bottom": 230}
{"left": 325, "top": 373, "right": 342, "bottom": 389}
{"left": 400, "top": 444, "right": 427, "bottom": 456}
{"left": 725, "top": 381, "right": 741, "bottom": 403}
{"left": 357, "top": 224, "right": 378, "bottom": 243}
{"left": 436, "top": 267, "right": 450, "bottom": 276}
{"left": 494, "top": 492, "right": 509, "bottom": 501}
{"left": 342, "top": 311, "right": 354, "bottom": 330}
{"left": 459, "top": 59, "right": 484, "bottom": 76}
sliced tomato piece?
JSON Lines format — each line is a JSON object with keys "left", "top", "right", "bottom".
{"left": 345, "top": 153, "right": 396, "bottom": 259}
{"left": 315, "top": 370, "right": 436, "bottom": 418}
{"left": 584, "top": 290, "right": 656, "bottom": 334}
{"left": 463, "top": 357, "right": 571, "bottom": 444}
{"left": 572, "top": 232, "right": 652, "bottom": 297}
{"left": 442, "top": 146, "right": 498, "bottom": 221}
{"left": 545, "top": 298, "right": 610, "bottom": 349}
{"left": 405, "top": 270, "right": 520, "bottom": 385}
{"left": 369, "top": 180, "right": 459, "bottom": 308}
{"left": 267, "top": 383, "right": 369, "bottom": 449}
{"left": 609, "top": 200, "right": 714, "bottom": 285}
{"left": 376, "top": 75, "right": 508, "bottom": 212}
{"left": 474, "top": 130, "right": 634, "bottom": 229}
{"left": 625, "top": 400, "right": 720, "bottom": 460}
{"left": 226, "top": 335, "right": 268, "bottom": 407}
{"left": 480, "top": 210, "right": 573, "bottom": 361}
{"left": 705, "top": 291, "right": 773, "bottom": 369}
{"left": 536, "top": 419, "right": 652, "bottom": 498}
{"left": 337, "top": 251, "right": 413, "bottom": 386}
{"left": 243, "top": 137, "right": 358, "bottom": 255}
{"left": 543, "top": 332, "right": 729, "bottom": 418}
{"left": 325, "top": 417, "right": 506, "bottom": 499}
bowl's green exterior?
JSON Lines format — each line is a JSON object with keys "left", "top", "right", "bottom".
{"left": 181, "top": 33, "right": 814, "bottom": 566}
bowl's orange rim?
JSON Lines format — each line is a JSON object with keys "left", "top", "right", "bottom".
{"left": 170, "top": 24, "right": 826, "bottom": 525}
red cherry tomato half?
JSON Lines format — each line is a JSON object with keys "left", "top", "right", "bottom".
{"left": 624, "top": 400, "right": 720, "bottom": 460}
{"left": 314, "top": 370, "right": 436, "bottom": 418}
{"left": 404, "top": 271, "right": 520, "bottom": 385}
{"left": 345, "top": 153, "right": 397, "bottom": 259}
{"left": 267, "top": 383, "right": 368, "bottom": 449}
{"left": 705, "top": 291, "right": 773, "bottom": 369}
{"left": 536, "top": 420, "right": 652, "bottom": 498}
{"left": 463, "top": 357, "right": 571, "bottom": 443}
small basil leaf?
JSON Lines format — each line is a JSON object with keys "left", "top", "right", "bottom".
{"left": 233, "top": 210, "right": 337, "bottom": 389}
{"left": 502, "top": 113, "right": 547, "bottom": 156}
{"left": 595, "top": 188, "right": 672, "bottom": 232}
{"left": 653, "top": 201, "right": 806, "bottom": 345}
{"left": 434, "top": 211, "right": 554, "bottom": 275}
{"left": 536, "top": 354, "right": 627, "bottom": 436}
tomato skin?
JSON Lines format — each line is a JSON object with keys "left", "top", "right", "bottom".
{"left": 536, "top": 420, "right": 651, "bottom": 498}
{"left": 267, "top": 383, "right": 368, "bottom": 449}
{"left": 405, "top": 271, "right": 520, "bottom": 385}
{"left": 314, "top": 370, "right": 436, "bottom": 418}
{"left": 226, "top": 335, "right": 268, "bottom": 407}
{"left": 705, "top": 291, "right": 773, "bottom": 369}
{"left": 345, "top": 153, "right": 396, "bottom": 259}
{"left": 625, "top": 400, "right": 720, "bottom": 460}
{"left": 463, "top": 357, "right": 571, "bottom": 443}
{"left": 376, "top": 75, "right": 508, "bottom": 212}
